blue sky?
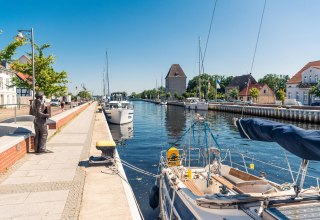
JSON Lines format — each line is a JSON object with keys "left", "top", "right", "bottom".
{"left": 1, "top": 0, "right": 320, "bottom": 95}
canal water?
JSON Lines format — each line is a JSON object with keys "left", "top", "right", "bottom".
{"left": 111, "top": 101, "right": 320, "bottom": 220}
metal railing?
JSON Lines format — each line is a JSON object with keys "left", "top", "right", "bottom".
{"left": 0, "top": 104, "right": 31, "bottom": 124}
{"left": 160, "top": 147, "right": 320, "bottom": 189}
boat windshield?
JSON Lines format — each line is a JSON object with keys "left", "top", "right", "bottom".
{"left": 108, "top": 103, "right": 119, "bottom": 108}
{"left": 110, "top": 92, "right": 127, "bottom": 101}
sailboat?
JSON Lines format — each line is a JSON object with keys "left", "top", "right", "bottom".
{"left": 185, "top": 37, "right": 209, "bottom": 111}
{"left": 157, "top": 116, "right": 320, "bottom": 219}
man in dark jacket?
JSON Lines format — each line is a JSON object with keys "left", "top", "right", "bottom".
{"left": 32, "top": 91, "right": 51, "bottom": 153}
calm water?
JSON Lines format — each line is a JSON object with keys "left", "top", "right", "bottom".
{"left": 111, "top": 101, "right": 320, "bottom": 220}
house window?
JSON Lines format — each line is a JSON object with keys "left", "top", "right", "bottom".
{"left": 303, "top": 91, "right": 308, "bottom": 101}
{"left": 0, "top": 77, "right": 3, "bottom": 90}
{"left": 7, "top": 95, "right": 9, "bottom": 104}
{"left": 296, "top": 91, "right": 299, "bottom": 101}
{"left": 316, "top": 75, "right": 318, "bottom": 83}
{"left": 309, "top": 75, "right": 312, "bottom": 83}
{"left": 6, "top": 78, "right": 9, "bottom": 90}
{"left": 288, "top": 92, "right": 291, "bottom": 99}
{"left": 264, "top": 89, "right": 267, "bottom": 94}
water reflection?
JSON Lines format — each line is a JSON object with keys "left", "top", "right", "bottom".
{"left": 109, "top": 121, "right": 134, "bottom": 145}
{"left": 116, "top": 102, "right": 320, "bottom": 220}
{"left": 165, "top": 105, "right": 186, "bottom": 143}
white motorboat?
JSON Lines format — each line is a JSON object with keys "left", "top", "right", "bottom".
{"left": 160, "top": 101, "right": 167, "bottom": 105}
{"left": 184, "top": 97, "right": 208, "bottom": 110}
{"left": 105, "top": 92, "right": 134, "bottom": 125}
{"left": 154, "top": 116, "right": 320, "bottom": 220}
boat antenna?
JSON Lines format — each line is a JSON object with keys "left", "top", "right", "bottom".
{"left": 106, "top": 49, "right": 110, "bottom": 97}
{"left": 201, "top": 0, "right": 219, "bottom": 74}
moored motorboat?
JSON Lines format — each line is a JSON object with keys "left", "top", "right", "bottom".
{"left": 105, "top": 92, "right": 134, "bottom": 125}
{"left": 160, "top": 101, "right": 167, "bottom": 105}
{"left": 157, "top": 117, "right": 320, "bottom": 219}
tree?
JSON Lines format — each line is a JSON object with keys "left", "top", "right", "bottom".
{"left": 10, "top": 43, "right": 69, "bottom": 97}
{"left": 258, "top": 74, "right": 290, "bottom": 92}
{"left": 77, "top": 90, "right": 92, "bottom": 100}
{"left": 249, "top": 87, "right": 260, "bottom": 102}
{"left": 130, "top": 92, "right": 137, "bottom": 98}
{"left": 0, "top": 38, "right": 25, "bottom": 61}
{"left": 276, "top": 89, "right": 286, "bottom": 105}
{"left": 230, "top": 88, "right": 238, "bottom": 100}
{"left": 310, "top": 83, "right": 320, "bottom": 98}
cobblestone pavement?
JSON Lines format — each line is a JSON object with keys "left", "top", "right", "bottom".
{"left": 0, "top": 103, "right": 96, "bottom": 220}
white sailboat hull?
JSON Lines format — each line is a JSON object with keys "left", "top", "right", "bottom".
{"left": 105, "top": 108, "right": 134, "bottom": 124}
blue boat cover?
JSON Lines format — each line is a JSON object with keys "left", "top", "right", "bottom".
{"left": 236, "top": 118, "right": 320, "bottom": 161}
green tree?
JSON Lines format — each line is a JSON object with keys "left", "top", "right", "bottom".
{"left": 0, "top": 38, "right": 25, "bottom": 61}
{"left": 166, "top": 92, "right": 171, "bottom": 99}
{"left": 310, "top": 83, "right": 320, "bottom": 98}
{"left": 10, "top": 43, "right": 69, "bottom": 97}
{"left": 249, "top": 87, "right": 260, "bottom": 102}
{"left": 230, "top": 88, "right": 238, "bottom": 100}
{"left": 276, "top": 89, "right": 286, "bottom": 105}
{"left": 130, "top": 92, "right": 137, "bottom": 98}
{"left": 186, "top": 73, "right": 212, "bottom": 97}
{"left": 258, "top": 74, "right": 289, "bottom": 92}
{"left": 77, "top": 90, "right": 92, "bottom": 99}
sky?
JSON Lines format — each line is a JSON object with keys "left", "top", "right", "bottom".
{"left": 1, "top": 0, "right": 320, "bottom": 95}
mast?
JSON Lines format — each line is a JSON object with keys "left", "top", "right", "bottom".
{"left": 102, "top": 67, "right": 106, "bottom": 97}
{"left": 106, "top": 49, "right": 110, "bottom": 97}
{"left": 198, "top": 36, "right": 201, "bottom": 99}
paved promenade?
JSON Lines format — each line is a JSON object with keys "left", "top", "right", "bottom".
{"left": 0, "top": 103, "right": 96, "bottom": 219}
{"left": 79, "top": 110, "right": 139, "bottom": 220}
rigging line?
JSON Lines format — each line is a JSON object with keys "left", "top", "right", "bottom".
{"left": 201, "top": 0, "right": 219, "bottom": 74}
{"left": 170, "top": 120, "right": 198, "bottom": 148}
{"left": 250, "top": 0, "right": 267, "bottom": 74}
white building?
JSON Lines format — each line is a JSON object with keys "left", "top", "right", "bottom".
{"left": 286, "top": 61, "right": 320, "bottom": 105}
{"left": 0, "top": 65, "right": 17, "bottom": 108}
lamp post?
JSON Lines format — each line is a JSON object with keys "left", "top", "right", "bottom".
{"left": 16, "top": 28, "right": 35, "bottom": 100}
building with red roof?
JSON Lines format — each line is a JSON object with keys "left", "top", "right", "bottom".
{"left": 238, "top": 83, "right": 275, "bottom": 104}
{"left": 286, "top": 60, "right": 320, "bottom": 105}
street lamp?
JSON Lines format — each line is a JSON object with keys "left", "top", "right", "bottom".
{"left": 16, "top": 28, "right": 35, "bottom": 100}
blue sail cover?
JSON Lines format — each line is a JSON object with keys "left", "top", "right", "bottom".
{"left": 236, "top": 118, "right": 320, "bottom": 161}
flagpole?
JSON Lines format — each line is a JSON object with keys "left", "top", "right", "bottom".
{"left": 215, "top": 77, "right": 217, "bottom": 101}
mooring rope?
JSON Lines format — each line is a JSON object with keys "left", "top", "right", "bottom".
{"left": 101, "top": 165, "right": 145, "bottom": 220}
{"left": 115, "top": 158, "right": 159, "bottom": 178}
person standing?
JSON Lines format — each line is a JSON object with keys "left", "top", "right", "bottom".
{"left": 32, "top": 91, "right": 51, "bottom": 153}
{"left": 60, "top": 100, "right": 65, "bottom": 111}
